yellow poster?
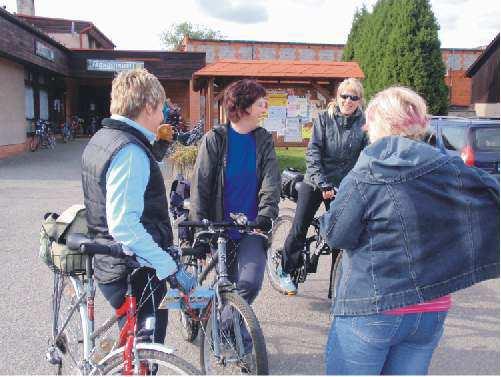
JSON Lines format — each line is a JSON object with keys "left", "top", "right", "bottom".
{"left": 302, "top": 122, "right": 313, "bottom": 139}
{"left": 267, "top": 92, "right": 288, "bottom": 107}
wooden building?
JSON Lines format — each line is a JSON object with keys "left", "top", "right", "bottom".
{"left": 193, "top": 59, "right": 364, "bottom": 146}
{"left": 465, "top": 34, "right": 500, "bottom": 117}
{"left": 0, "top": 7, "right": 205, "bottom": 159}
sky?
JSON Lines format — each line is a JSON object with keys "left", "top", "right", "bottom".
{"left": 2, "top": 0, "right": 499, "bottom": 50}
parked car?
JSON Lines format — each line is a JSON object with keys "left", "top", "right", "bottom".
{"left": 424, "top": 116, "right": 500, "bottom": 180}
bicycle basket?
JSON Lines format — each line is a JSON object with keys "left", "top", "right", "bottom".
{"left": 281, "top": 167, "right": 304, "bottom": 202}
{"left": 39, "top": 204, "right": 88, "bottom": 275}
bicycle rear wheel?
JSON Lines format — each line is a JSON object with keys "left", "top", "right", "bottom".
{"left": 48, "top": 134, "right": 56, "bottom": 149}
{"left": 266, "top": 214, "right": 294, "bottom": 295}
{"left": 29, "top": 135, "right": 39, "bottom": 152}
{"left": 52, "top": 273, "right": 86, "bottom": 375}
{"left": 200, "top": 291, "right": 268, "bottom": 375}
{"left": 94, "top": 348, "right": 201, "bottom": 375}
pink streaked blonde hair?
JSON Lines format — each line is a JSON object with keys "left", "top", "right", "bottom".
{"left": 365, "top": 86, "right": 429, "bottom": 140}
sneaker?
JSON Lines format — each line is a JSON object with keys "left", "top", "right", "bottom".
{"left": 276, "top": 265, "right": 297, "bottom": 295}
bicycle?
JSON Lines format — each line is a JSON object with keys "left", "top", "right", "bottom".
{"left": 61, "top": 121, "right": 74, "bottom": 143}
{"left": 161, "top": 214, "right": 269, "bottom": 375}
{"left": 30, "top": 119, "right": 56, "bottom": 151}
{"left": 266, "top": 169, "right": 341, "bottom": 298}
{"left": 46, "top": 233, "right": 200, "bottom": 375}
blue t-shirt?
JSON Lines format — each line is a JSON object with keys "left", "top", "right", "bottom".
{"left": 224, "top": 125, "right": 258, "bottom": 239}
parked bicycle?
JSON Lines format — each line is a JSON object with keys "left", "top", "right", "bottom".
{"left": 266, "top": 168, "right": 341, "bottom": 298}
{"left": 30, "top": 119, "right": 56, "bottom": 151}
{"left": 46, "top": 232, "right": 200, "bottom": 375}
{"left": 61, "top": 121, "right": 75, "bottom": 143}
{"left": 162, "top": 214, "right": 269, "bottom": 375}
{"left": 70, "top": 115, "right": 85, "bottom": 138}
{"left": 176, "top": 120, "right": 204, "bottom": 146}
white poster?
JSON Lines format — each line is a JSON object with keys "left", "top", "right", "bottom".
{"left": 263, "top": 118, "right": 285, "bottom": 132}
{"left": 297, "top": 97, "right": 309, "bottom": 118}
{"left": 285, "top": 117, "right": 302, "bottom": 142}
{"left": 267, "top": 106, "right": 287, "bottom": 120}
{"left": 287, "top": 96, "right": 299, "bottom": 117}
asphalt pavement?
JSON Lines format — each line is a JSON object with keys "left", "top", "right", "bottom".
{"left": 0, "top": 138, "right": 498, "bottom": 375}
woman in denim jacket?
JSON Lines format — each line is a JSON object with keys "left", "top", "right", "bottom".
{"left": 319, "top": 86, "right": 499, "bottom": 375}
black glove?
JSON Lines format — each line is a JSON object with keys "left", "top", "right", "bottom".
{"left": 254, "top": 215, "right": 272, "bottom": 232}
{"left": 151, "top": 139, "right": 171, "bottom": 161}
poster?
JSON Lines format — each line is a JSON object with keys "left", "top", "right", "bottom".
{"left": 287, "top": 96, "right": 299, "bottom": 117}
{"left": 268, "top": 92, "right": 288, "bottom": 107}
{"left": 284, "top": 117, "right": 302, "bottom": 142}
{"left": 297, "top": 97, "right": 309, "bottom": 118}
{"left": 267, "top": 106, "right": 287, "bottom": 119}
{"left": 302, "top": 122, "right": 313, "bottom": 139}
{"left": 263, "top": 118, "right": 285, "bottom": 132}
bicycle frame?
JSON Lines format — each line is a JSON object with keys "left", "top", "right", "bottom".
{"left": 51, "top": 256, "right": 156, "bottom": 374}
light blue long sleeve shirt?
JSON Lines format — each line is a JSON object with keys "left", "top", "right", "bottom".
{"left": 105, "top": 114, "right": 177, "bottom": 280}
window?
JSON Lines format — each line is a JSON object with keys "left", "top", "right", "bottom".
{"left": 25, "top": 86, "right": 35, "bottom": 119}
{"left": 473, "top": 127, "right": 500, "bottom": 151}
{"left": 440, "top": 127, "right": 466, "bottom": 151}
{"left": 423, "top": 130, "right": 437, "bottom": 146}
{"left": 39, "top": 89, "right": 49, "bottom": 120}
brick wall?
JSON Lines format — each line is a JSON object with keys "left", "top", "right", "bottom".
{"left": 186, "top": 38, "right": 484, "bottom": 108}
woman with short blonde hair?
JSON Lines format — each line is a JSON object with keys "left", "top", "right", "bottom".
{"left": 319, "top": 86, "right": 499, "bottom": 374}
{"left": 110, "top": 68, "right": 166, "bottom": 120}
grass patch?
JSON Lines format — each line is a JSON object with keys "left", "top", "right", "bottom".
{"left": 275, "top": 147, "right": 306, "bottom": 173}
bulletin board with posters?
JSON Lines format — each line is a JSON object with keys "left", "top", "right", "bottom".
{"left": 260, "top": 88, "right": 325, "bottom": 144}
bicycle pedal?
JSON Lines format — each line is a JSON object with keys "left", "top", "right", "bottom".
{"left": 46, "top": 346, "right": 62, "bottom": 366}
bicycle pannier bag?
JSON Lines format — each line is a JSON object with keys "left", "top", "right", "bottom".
{"left": 39, "top": 204, "right": 88, "bottom": 274}
{"left": 281, "top": 167, "right": 304, "bottom": 202}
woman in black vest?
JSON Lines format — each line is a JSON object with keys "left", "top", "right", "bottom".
{"left": 81, "top": 68, "right": 195, "bottom": 345}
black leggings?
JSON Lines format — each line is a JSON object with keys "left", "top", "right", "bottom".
{"left": 98, "top": 269, "right": 168, "bottom": 344}
{"left": 282, "top": 182, "right": 331, "bottom": 274}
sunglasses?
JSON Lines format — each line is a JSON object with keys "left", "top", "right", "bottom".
{"left": 340, "top": 94, "right": 360, "bottom": 101}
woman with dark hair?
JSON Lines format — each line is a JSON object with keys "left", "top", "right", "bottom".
{"left": 190, "top": 78, "right": 281, "bottom": 353}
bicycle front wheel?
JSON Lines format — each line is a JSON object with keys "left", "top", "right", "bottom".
{"left": 266, "top": 213, "right": 294, "bottom": 295}
{"left": 178, "top": 254, "right": 200, "bottom": 342}
{"left": 94, "top": 348, "right": 201, "bottom": 375}
{"left": 200, "top": 291, "right": 268, "bottom": 375}
{"left": 52, "top": 273, "right": 86, "bottom": 375}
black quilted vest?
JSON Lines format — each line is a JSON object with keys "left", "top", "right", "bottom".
{"left": 81, "top": 118, "right": 172, "bottom": 283}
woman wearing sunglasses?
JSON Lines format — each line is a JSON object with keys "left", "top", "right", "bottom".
{"left": 277, "top": 78, "right": 368, "bottom": 294}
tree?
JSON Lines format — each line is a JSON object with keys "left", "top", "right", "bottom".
{"left": 343, "top": 0, "right": 449, "bottom": 114}
{"left": 160, "top": 22, "right": 225, "bottom": 51}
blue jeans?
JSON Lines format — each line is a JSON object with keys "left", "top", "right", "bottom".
{"left": 325, "top": 312, "right": 448, "bottom": 375}
{"left": 221, "top": 234, "right": 267, "bottom": 353}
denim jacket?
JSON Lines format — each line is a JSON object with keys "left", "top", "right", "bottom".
{"left": 319, "top": 136, "right": 500, "bottom": 316}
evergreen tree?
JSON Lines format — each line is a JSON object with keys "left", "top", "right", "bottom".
{"left": 344, "top": 0, "right": 448, "bottom": 114}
